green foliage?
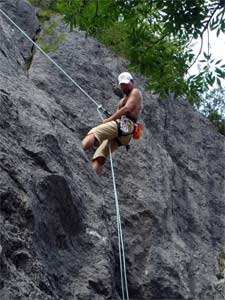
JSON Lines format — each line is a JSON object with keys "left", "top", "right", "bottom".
{"left": 28, "top": 0, "right": 58, "bottom": 22}
{"left": 55, "top": 0, "right": 225, "bottom": 106}
{"left": 96, "top": 22, "right": 129, "bottom": 57}
{"left": 198, "top": 88, "right": 225, "bottom": 135}
{"left": 38, "top": 20, "right": 66, "bottom": 53}
{"left": 187, "top": 53, "right": 225, "bottom": 106}
{"left": 28, "top": 0, "right": 65, "bottom": 53}
{"left": 27, "top": 0, "right": 225, "bottom": 135}
{"left": 28, "top": 0, "right": 57, "bottom": 12}
{"left": 56, "top": 0, "right": 119, "bottom": 32}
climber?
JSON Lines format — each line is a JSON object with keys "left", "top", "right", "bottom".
{"left": 82, "top": 72, "right": 142, "bottom": 175}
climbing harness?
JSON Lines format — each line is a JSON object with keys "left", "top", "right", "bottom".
{"left": 97, "top": 107, "right": 136, "bottom": 152}
{"left": 118, "top": 116, "right": 134, "bottom": 136}
{"left": 119, "top": 115, "right": 143, "bottom": 140}
{"left": 116, "top": 116, "right": 143, "bottom": 150}
{"left": 0, "top": 8, "right": 129, "bottom": 300}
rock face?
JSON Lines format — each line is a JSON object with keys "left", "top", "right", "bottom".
{"left": 0, "top": 1, "right": 225, "bottom": 299}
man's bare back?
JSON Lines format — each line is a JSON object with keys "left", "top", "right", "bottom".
{"left": 118, "top": 87, "right": 142, "bottom": 121}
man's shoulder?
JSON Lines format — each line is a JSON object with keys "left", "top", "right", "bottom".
{"left": 130, "top": 88, "right": 142, "bottom": 98}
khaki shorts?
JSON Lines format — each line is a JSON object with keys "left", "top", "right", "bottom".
{"left": 88, "top": 120, "right": 134, "bottom": 161}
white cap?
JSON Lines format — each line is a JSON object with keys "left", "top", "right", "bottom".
{"left": 118, "top": 72, "right": 133, "bottom": 85}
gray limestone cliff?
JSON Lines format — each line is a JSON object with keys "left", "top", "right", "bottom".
{"left": 0, "top": 1, "right": 225, "bottom": 299}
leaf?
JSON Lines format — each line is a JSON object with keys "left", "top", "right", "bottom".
{"left": 211, "top": 76, "right": 216, "bottom": 86}
{"left": 187, "top": 74, "right": 196, "bottom": 81}
{"left": 203, "top": 52, "right": 210, "bottom": 60}
{"left": 216, "top": 68, "right": 225, "bottom": 78}
{"left": 216, "top": 59, "right": 222, "bottom": 65}
{"left": 217, "top": 77, "right": 222, "bottom": 87}
{"left": 193, "top": 31, "right": 199, "bottom": 39}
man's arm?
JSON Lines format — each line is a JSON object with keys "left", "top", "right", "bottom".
{"left": 117, "top": 97, "right": 125, "bottom": 110}
{"left": 103, "top": 89, "right": 140, "bottom": 123}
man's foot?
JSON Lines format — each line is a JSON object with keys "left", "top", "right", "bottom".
{"left": 92, "top": 157, "right": 105, "bottom": 176}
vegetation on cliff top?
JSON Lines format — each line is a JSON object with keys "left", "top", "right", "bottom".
{"left": 29, "top": 0, "right": 225, "bottom": 135}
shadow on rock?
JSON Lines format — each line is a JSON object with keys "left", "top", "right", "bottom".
{"left": 34, "top": 174, "right": 80, "bottom": 250}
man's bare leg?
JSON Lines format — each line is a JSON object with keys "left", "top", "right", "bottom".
{"left": 82, "top": 133, "right": 96, "bottom": 151}
{"left": 92, "top": 157, "right": 105, "bottom": 176}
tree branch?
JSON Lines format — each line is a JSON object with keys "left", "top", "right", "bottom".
{"left": 187, "top": 3, "right": 221, "bottom": 72}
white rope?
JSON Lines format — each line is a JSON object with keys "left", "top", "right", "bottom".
{"left": 109, "top": 148, "right": 130, "bottom": 300}
{"left": 0, "top": 8, "right": 129, "bottom": 299}
{"left": 97, "top": 109, "right": 129, "bottom": 300}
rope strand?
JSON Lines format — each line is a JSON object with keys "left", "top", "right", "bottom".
{"left": 97, "top": 109, "right": 129, "bottom": 300}
{"left": 0, "top": 8, "right": 129, "bottom": 299}
{"left": 0, "top": 8, "right": 99, "bottom": 108}
{"left": 109, "top": 148, "right": 130, "bottom": 300}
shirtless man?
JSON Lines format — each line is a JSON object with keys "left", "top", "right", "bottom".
{"left": 82, "top": 72, "right": 142, "bottom": 175}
